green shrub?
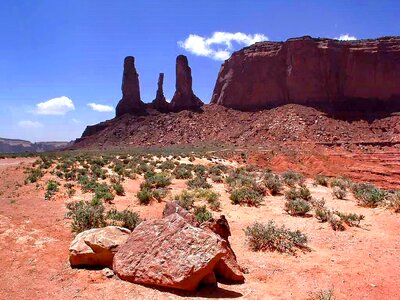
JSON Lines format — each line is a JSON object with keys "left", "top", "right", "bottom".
{"left": 195, "top": 189, "right": 221, "bottom": 211}
{"left": 210, "top": 174, "right": 223, "bottom": 183}
{"left": 106, "top": 209, "right": 141, "bottom": 231}
{"left": 230, "top": 187, "right": 263, "bottom": 206}
{"left": 299, "top": 186, "right": 312, "bottom": 201}
{"left": 314, "top": 175, "right": 329, "bottom": 187}
{"left": 93, "top": 183, "right": 114, "bottom": 202}
{"left": 194, "top": 205, "right": 212, "bottom": 223}
{"left": 113, "top": 182, "right": 125, "bottom": 196}
{"left": 45, "top": 180, "right": 59, "bottom": 200}
{"left": 330, "top": 177, "right": 350, "bottom": 190}
{"left": 332, "top": 186, "right": 347, "bottom": 199}
{"left": 285, "top": 187, "right": 300, "bottom": 201}
{"left": 282, "top": 170, "right": 304, "bottom": 187}
{"left": 173, "top": 164, "right": 193, "bottom": 179}
{"left": 284, "top": 199, "right": 311, "bottom": 216}
{"left": 174, "top": 190, "right": 195, "bottom": 209}
{"left": 25, "top": 167, "right": 43, "bottom": 183}
{"left": 187, "top": 176, "right": 212, "bottom": 189}
{"left": 334, "top": 211, "right": 364, "bottom": 227}
{"left": 159, "top": 160, "right": 175, "bottom": 171}
{"left": 66, "top": 199, "right": 106, "bottom": 233}
{"left": 137, "top": 188, "right": 153, "bottom": 205}
{"left": 152, "top": 188, "right": 168, "bottom": 201}
{"left": 264, "top": 174, "right": 283, "bottom": 195}
{"left": 352, "top": 183, "right": 385, "bottom": 207}
{"left": 145, "top": 172, "right": 171, "bottom": 188}
{"left": 193, "top": 165, "right": 207, "bottom": 177}
{"left": 244, "top": 221, "right": 308, "bottom": 254}
{"left": 64, "top": 183, "right": 76, "bottom": 198}
{"left": 315, "top": 207, "right": 331, "bottom": 222}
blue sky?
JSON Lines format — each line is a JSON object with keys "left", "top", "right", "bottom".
{"left": 0, "top": 0, "right": 399, "bottom": 141}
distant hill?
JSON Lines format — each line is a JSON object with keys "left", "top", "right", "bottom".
{"left": 0, "top": 138, "right": 71, "bottom": 154}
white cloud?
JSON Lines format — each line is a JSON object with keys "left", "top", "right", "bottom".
{"left": 35, "top": 96, "right": 75, "bottom": 115}
{"left": 87, "top": 103, "right": 114, "bottom": 112}
{"left": 335, "top": 34, "right": 357, "bottom": 41}
{"left": 18, "top": 120, "right": 43, "bottom": 129}
{"left": 71, "top": 118, "right": 81, "bottom": 124}
{"left": 178, "top": 31, "right": 268, "bottom": 61}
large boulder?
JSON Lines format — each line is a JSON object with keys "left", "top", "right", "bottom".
{"left": 113, "top": 213, "right": 243, "bottom": 291}
{"left": 162, "top": 201, "right": 198, "bottom": 226}
{"left": 211, "top": 36, "right": 400, "bottom": 116}
{"left": 170, "top": 55, "right": 203, "bottom": 111}
{"left": 115, "top": 56, "right": 145, "bottom": 117}
{"left": 69, "top": 226, "right": 131, "bottom": 268}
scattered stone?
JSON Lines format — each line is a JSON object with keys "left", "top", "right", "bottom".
{"left": 102, "top": 267, "right": 114, "bottom": 278}
{"left": 69, "top": 226, "right": 131, "bottom": 268}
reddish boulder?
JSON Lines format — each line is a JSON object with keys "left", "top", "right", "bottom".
{"left": 162, "top": 201, "right": 198, "bottom": 226}
{"left": 211, "top": 36, "right": 400, "bottom": 115}
{"left": 69, "top": 226, "right": 131, "bottom": 268}
{"left": 170, "top": 55, "right": 203, "bottom": 111}
{"left": 151, "top": 73, "right": 170, "bottom": 112}
{"left": 116, "top": 56, "right": 145, "bottom": 117}
{"left": 113, "top": 214, "right": 226, "bottom": 291}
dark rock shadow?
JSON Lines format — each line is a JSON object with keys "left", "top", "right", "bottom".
{"left": 146, "top": 284, "right": 243, "bottom": 298}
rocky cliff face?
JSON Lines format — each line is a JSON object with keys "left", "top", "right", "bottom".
{"left": 115, "top": 56, "right": 145, "bottom": 117}
{"left": 170, "top": 55, "right": 203, "bottom": 111}
{"left": 211, "top": 36, "right": 400, "bottom": 115}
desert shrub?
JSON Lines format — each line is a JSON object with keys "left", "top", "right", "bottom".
{"left": 91, "top": 165, "right": 107, "bottom": 179}
{"left": 299, "top": 186, "right": 312, "bottom": 201}
{"left": 79, "top": 175, "right": 98, "bottom": 192}
{"left": 226, "top": 172, "right": 255, "bottom": 189}
{"left": 210, "top": 174, "right": 223, "bottom": 183}
{"left": 173, "top": 164, "right": 193, "bottom": 179}
{"left": 310, "top": 198, "right": 326, "bottom": 209}
{"left": 285, "top": 187, "right": 300, "bottom": 201}
{"left": 188, "top": 155, "right": 195, "bottom": 162}
{"left": 264, "top": 174, "right": 283, "bottom": 195}
{"left": 209, "top": 165, "right": 223, "bottom": 176}
{"left": 93, "top": 183, "right": 114, "bottom": 202}
{"left": 194, "top": 205, "right": 212, "bottom": 223}
{"left": 174, "top": 190, "right": 195, "bottom": 209}
{"left": 159, "top": 160, "right": 175, "bottom": 171}
{"left": 145, "top": 172, "right": 171, "bottom": 188}
{"left": 135, "top": 163, "right": 154, "bottom": 175}
{"left": 332, "top": 186, "right": 347, "bottom": 199}
{"left": 387, "top": 191, "right": 400, "bottom": 212}
{"left": 315, "top": 207, "right": 331, "bottom": 222}
{"left": 151, "top": 188, "right": 167, "bottom": 201}
{"left": 45, "top": 180, "right": 59, "bottom": 200}
{"left": 25, "top": 167, "right": 43, "bottom": 183}
{"left": 314, "top": 175, "right": 329, "bottom": 187}
{"left": 64, "top": 183, "right": 76, "bottom": 198}
{"left": 106, "top": 209, "right": 141, "bottom": 231}
{"left": 352, "top": 183, "right": 385, "bottom": 207}
{"left": 329, "top": 216, "right": 345, "bottom": 231}
{"left": 230, "top": 187, "right": 263, "bottom": 206}
{"left": 195, "top": 189, "right": 221, "bottom": 211}
{"left": 113, "top": 182, "right": 125, "bottom": 196}
{"left": 187, "top": 176, "right": 212, "bottom": 189}
{"left": 284, "top": 199, "right": 311, "bottom": 216}
{"left": 310, "top": 288, "right": 335, "bottom": 300}
{"left": 334, "top": 211, "right": 364, "bottom": 227}
{"left": 282, "top": 170, "right": 304, "bottom": 187}
{"left": 330, "top": 177, "right": 350, "bottom": 190}
{"left": 137, "top": 188, "right": 153, "bottom": 205}
{"left": 244, "top": 221, "right": 308, "bottom": 254}
{"left": 193, "top": 165, "right": 207, "bottom": 177}
{"left": 66, "top": 199, "right": 106, "bottom": 233}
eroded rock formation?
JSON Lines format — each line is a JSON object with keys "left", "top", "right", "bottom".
{"left": 170, "top": 55, "right": 203, "bottom": 111}
{"left": 115, "top": 56, "right": 145, "bottom": 117}
{"left": 211, "top": 36, "right": 400, "bottom": 114}
{"left": 151, "top": 73, "right": 170, "bottom": 112}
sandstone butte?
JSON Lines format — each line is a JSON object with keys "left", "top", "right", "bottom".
{"left": 211, "top": 36, "right": 400, "bottom": 114}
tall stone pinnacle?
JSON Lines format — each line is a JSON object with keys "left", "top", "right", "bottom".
{"left": 115, "top": 56, "right": 144, "bottom": 117}
{"left": 170, "top": 55, "right": 203, "bottom": 111}
{"left": 152, "top": 73, "right": 170, "bottom": 112}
